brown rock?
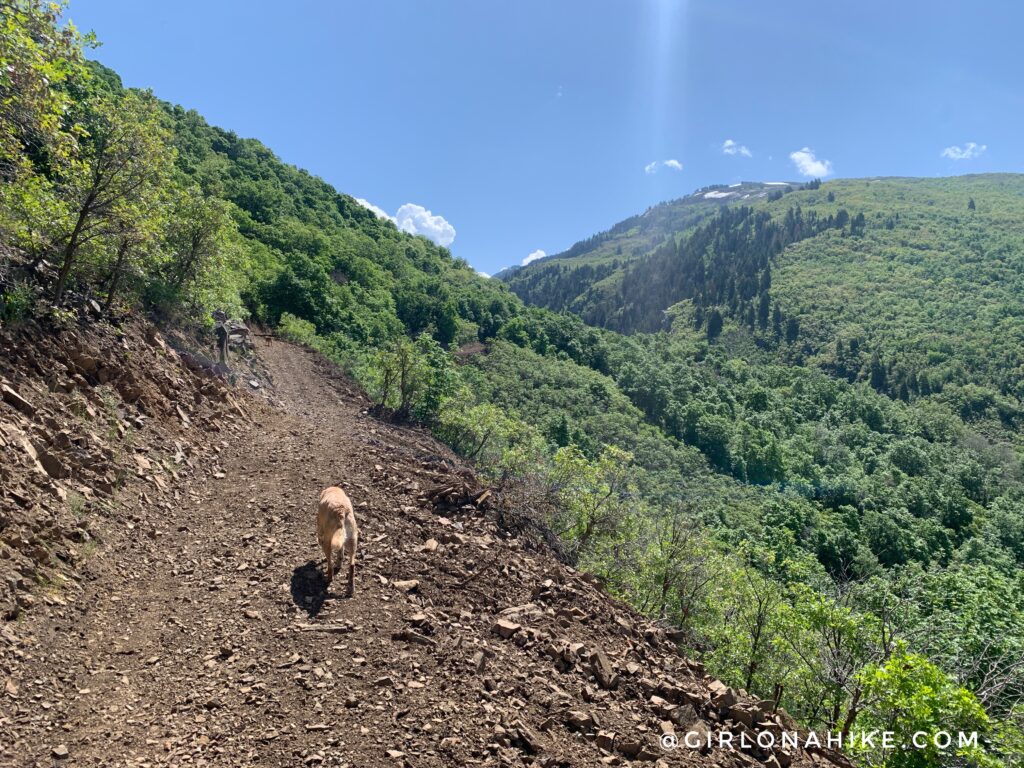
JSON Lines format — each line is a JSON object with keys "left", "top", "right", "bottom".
{"left": 708, "top": 679, "right": 737, "bottom": 708}
{"left": 391, "top": 629, "right": 436, "bottom": 647}
{"left": 670, "top": 703, "right": 699, "bottom": 728}
{"left": 392, "top": 579, "right": 420, "bottom": 592}
{"left": 590, "top": 647, "right": 618, "bottom": 690}
{"left": 754, "top": 698, "right": 777, "bottom": 718}
{"left": 16, "top": 435, "right": 46, "bottom": 476}
{"left": 38, "top": 450, "right": 68, "bottom": 479}
{"left": 565, "top": 710, "right": 598, "bottom": 732}
{"left": 72, "top": 353, "right": 99, "bottom": 375}
{"left": 648, "top": 694, "right": 672, "bottom": 717}
{"left": 729, "top": 704, "right": 756, "bottom": 728}
{"left": 491, "top": 619, "right": 521, "bottom": 639}
{"left": 616, "top": 738, "right": 642, "bottom": 757}
{"left": 1, "top": 384, "right": 34, "bottom": 416}
{"left": 596, "top": 730, "right": 616, "bottom": 752}
{"left": 511, "top": 720, "right": 543, "bottom": 753}
{"left": 685, "top": 720, "right": 711, "bottom": 751}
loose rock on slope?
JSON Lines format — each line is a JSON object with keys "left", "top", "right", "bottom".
{"left": 1, "top": 331, "right": 848, "bottom": 768}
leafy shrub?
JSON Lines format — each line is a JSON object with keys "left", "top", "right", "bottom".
{"left": 0, "top": 281, "right": 34, "bottom": 327}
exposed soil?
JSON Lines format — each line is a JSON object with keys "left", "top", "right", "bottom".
{"left": 1, "top": 330, "right": 847, "bottom": 768}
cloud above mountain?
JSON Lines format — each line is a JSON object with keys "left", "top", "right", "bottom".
{"left": 355, "top": 198, "right": 393, "bottom": 222}
{"left": 722, "top": 139, "right": 752, "bottom": 157}
{"left": 789, "top": 147, "right": 833, "bottom": 177}
{"left": 354, "top": 199, "right": 457, "bottom": 247}
{"left": 644, "top": 159, "right": 683, "bottom": 174}
{"left": 941, "top": 142, "right": 987, "bottom": 160}
{"left": 396, "top": 204, "right": 456, "bottom": 247}
{"left": 523, "top": 249, "right": 546, "bottom": 266}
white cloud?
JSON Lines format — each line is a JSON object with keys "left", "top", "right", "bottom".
{"left": 789, "top": 147, "right": 833, "bottom": 177}
{"left": 476, "top": 270, "right": 491, "bottom": 278}
{"left": 394, "top": 203, "right": 456, "bottom": 247}
{"left": 356, "top": 199, "right": 457, "bottom": 247}
{"left": 722, "top": 139, "right": 752, "bottom": 157}
{"left": 941, "top": 142, "right": 987, "bottom": 160}
{"left": 522, "top": 249, "right": 546, "bottom": 266}
{"left": 645, "top": 159, "right": 683, "bottom": 174}
{"left": 355, "top": 198, "right": 394, "bottom": 222}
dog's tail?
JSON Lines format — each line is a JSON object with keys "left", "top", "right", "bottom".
{"left": 329, "top": 527, "right": 346, "bottom": 557}
{"left": 331, "top": 517, "right": 357, "bottom": 563}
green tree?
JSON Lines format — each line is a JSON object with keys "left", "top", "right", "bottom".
{"left": 0, "top": 0, "right": 91, "bottom": 256}
{"left": 870, "top": 351, "right": 887, "bottom": 391}
{"left": 0, "top": 0, "right": 91, "bottom": 179}
{"left": 852, "top": 644, "right": 994, "bottom": 768}
{"left": 162, "top": 187, "right": 232, "bottom": 293}
{"left": 52, "top": 90, "right": 175, "bottom": 302}
{"left": 706, "top": 307, "right": 724, "bottom": 340}
{"left": 434, "top": 298, "right": 459, "bottom": 346}
{"left": 548, "top": 444, "right": 634, "bottom": 561}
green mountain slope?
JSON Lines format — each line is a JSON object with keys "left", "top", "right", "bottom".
{"left": 501, "top": 176, "right": 1024, "bottom": 429}
{"left": 3, "top": 6, "right": 1023, "bottom": 762}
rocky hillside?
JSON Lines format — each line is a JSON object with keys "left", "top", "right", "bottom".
{"left": 0, "top": 318, "right": 846, "bottom": 768}
{"left": 0, "top": 313, "right": 257, "bottom": 621}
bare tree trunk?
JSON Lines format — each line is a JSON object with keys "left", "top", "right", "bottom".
{"left": 840, "top": 686, "right": 861, "bottom": 742}
{"left": 103, "top": 238, "right": 131, "bottom": 313}
{"left": 54, "top": 205, "right": 90, "bottom": 304}
{"left": 170, "top": 236, "right": 200, "bottom": 288}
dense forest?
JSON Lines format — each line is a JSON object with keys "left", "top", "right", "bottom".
{"left": 2, "top": 3, "right": 1022, "bottom": 765}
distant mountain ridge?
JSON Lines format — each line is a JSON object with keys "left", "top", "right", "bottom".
{"left": 495, "top": 180, "right": 801, "bottom": 280}
{"left": 499, "top": 174, "right": 1024, "bottom": 412}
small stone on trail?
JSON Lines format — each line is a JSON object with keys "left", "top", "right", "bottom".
{"left": 491, "top": 619, "right": 522, "bottom": 639}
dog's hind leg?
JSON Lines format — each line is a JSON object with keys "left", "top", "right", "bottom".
{"left": 323, "top": 541, "right": 334, "bottom": 584}
{"left": 345, "top": 530, "right": 357, "bottom": 597}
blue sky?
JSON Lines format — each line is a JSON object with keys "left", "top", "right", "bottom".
{"left": 68, "top": 0, "right": 1020, "bottom": 275}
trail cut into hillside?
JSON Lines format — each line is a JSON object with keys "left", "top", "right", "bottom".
{"left": 0, "top": 323, "right": 849, "bottom": 768}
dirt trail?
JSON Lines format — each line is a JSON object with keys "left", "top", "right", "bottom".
{"left": 2, "top": 338, "right": 831, "bottom": 768}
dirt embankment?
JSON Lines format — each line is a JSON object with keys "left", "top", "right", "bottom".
{"left": 1, "top": 321, "right": 848, "bottom": 768}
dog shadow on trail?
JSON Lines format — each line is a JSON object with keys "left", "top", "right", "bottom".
{"left": 290, "top": 560, "right": 339, "bottom": 618}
